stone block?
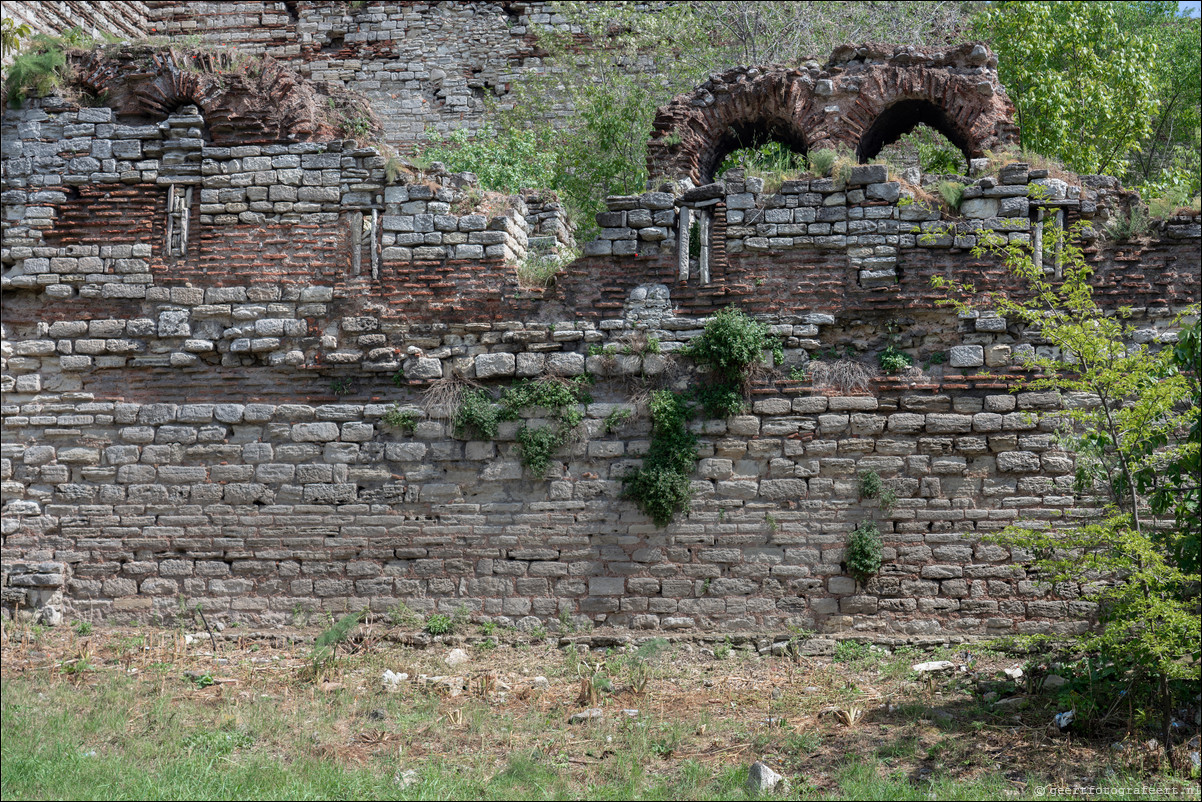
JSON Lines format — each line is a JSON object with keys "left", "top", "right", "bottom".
{"left": 949, "top": 345, "right": 984, "bottom": 368}
{"left": 475, "top": 352, "right": 516, "bottom": 379}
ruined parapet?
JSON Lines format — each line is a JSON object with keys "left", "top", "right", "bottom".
{"left": 68, "top": 46, "right": 350, "bottom": 145}
{"left": 1, "top": 40, "right": 1199, "bottom": 635}
{"left": 647, "top": 43, "right": 1018, "bottom": 184}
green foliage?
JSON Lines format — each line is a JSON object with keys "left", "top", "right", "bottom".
{"left": 936, "top": 222, "right": 1200, "bottom": 768}
{"left": 807, "top": 148, "right": 838, "bottom": 177}
{"left": 423, "top": 613, "right": 453, "bottom": 636}
{"left": 935, "top": 180, "right": 964, "bottom": 211}
{"left": 500, "top": 377, "right": 590, "bottom": 421}
{"left": 690, "top": 382, "right": 744, "bottom": 419}
{"left": 454, "top": 388, "right": 499, "bottom": 439}
{"left": 975, "top": 1, "right": 1162, "bottom": 178}
{"left": 877, "top": 487, "right": 899, "bottom": 514}
{"left": 846, "top": 521, "right": 883, "bottom": 586}
{"left": 500, "top": 377, "right": 590, "bottom": 478}
{"left": 1107, "top": 202, "right": 1152, "bottom": 240}
{"left": 858, "top": 471, "right": 883, "bottom": 500}
{"left": 1109, "top": 2, "right": 1201, "bottom": 198}
{"left": 602, "top": 407, "right": 633, "bottom": 434}
{"left": 716, "top": 140, "right": 806, "bottom": 187}
{"left": 833, "top": 640, "right": 871, "bottom": 664}
{"left": 622, "top": 389, "right": 698, "bottom": 527}
{"left": 188, "top": 673, "right": 214, "bottom": 689}
{"left": 514, "top": 425, "right": 563, "bottom": 478}
{"left": 382, "top": 405, "right": 418, "bottom": 432}
{"left": 419, "top": 124, "right": 557, "bottom": 195}
{"left": 383, "top": 154, "right": 405, "bottom": 184}
{"left": 337, "top": 114, "right": 372, "bottom": 140}
{"left": 386, "top": 602, "right": 422, "bottom": 630}
{"left": 72, "top": 621, "right": 93, "bottom": 636}
{"left": 880, "top": 125, "right": 966, "bottom": 175}
{"left": 4, "top": 32, "right": 70, "bottom": 106}
{"left": 683, "top": 306, "right": 770, "bottom": 385}
{"left": 516, "top": 245, "right": 578, "bottom": 289}
{"left": 305, "top": 609, "right": 364, "bottom": 681}
{"left": 181, "top": 728, "right": 253, "bottom": 756}
{"left": 1, "top": 17, "right": 32, "bottom": 57}
{"left": 1144, "top": 320, "right": 1200, "bottom": 572}
{"left": 877, "top": 345, "right": 913, "bottom": 374}
{"left": 329, "top": 378, "right": 352, "bottom": 396}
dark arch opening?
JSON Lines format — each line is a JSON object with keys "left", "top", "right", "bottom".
{"left": 700, "top": 119, "right": 808, "bottom": 184}
{"left": 857, "top": 99, "right": 972, "bottom": 165}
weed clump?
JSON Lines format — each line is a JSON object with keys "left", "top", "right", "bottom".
{"left": 846, "top": 521, "right": 883, "bottom": 587}
{"left": 936, "top": 180, "right": 965, "bottom": 211}
{"left": 877, "top": 345, "right": 913, "bottom": 375}
{"left": 500, "top": 377, "right": 591, "bottom": 479}
{"left": 683, "top": 306, "right": 770, "bottom": 386}
{"left": 622, "top": 390, "right": 697, "bottom": 527}
{"left": 453, "top": 388, "right": 500, "bottom": 439}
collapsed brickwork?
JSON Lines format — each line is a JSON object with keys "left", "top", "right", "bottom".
{"left": 1, "top": 41, "right": 1199, "bottom": 636}
{"left": 3, "top": 0, "right": 589, "bottom": 144}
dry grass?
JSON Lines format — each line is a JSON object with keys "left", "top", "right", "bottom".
{"left": 807, "top": 359, "right": 877, "bottom": 394}
{"left": 2, "top": 622, "right": 1196, "bottom": 800}
{"left": 420, "top": 374, "right": 478, "bottom": 421}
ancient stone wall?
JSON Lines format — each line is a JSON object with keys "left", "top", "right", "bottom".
{"left": 1, "top": 1, "right": 152, "bottom": 62}
{"left": 142, "top": 0, "right": 580, "bottom": 146}
{"left": 2, "top": 43, "right": 1199, "bottom": 636}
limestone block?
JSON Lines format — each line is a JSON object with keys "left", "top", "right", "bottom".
{"left": 475, "top": 352, "right": 516, "bottom": 379}
{"left": 997, "top": 451, "right": 1041, "bottom": 473}
{"left": 547, "top": 352, "right": 585, "bottom": 376}
{"left": 949, "top": 345, "right": 984, "bottom": 367}
{"left": 292, "top": 422, "right": 340, "bottom": 442}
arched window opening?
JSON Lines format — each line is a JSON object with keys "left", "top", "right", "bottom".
{"left": 701, "top": 120, "right": 808, "bottom": 184}
{"left": 716, "top": 140, "right": 808, "bottom": 185}
{"left": 874, "top": 123, "right": 968, "bottom": 176}
{"left": 857, "top": 99, "right": 972, "bottom": 170}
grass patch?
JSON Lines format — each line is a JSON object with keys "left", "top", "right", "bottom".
{"left": 2, "top": 625, "right": 1197, "bottom": 800}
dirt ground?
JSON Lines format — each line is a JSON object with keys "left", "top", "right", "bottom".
{"left": 2, "top": 620, "right": 1199, "bottom": 799}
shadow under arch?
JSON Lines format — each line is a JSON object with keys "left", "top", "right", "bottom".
{"left": 700, "top": 118, "right": 809, "bottom": 184}
{"left": 856, "top": 98, "right": 975, "bottom": 166}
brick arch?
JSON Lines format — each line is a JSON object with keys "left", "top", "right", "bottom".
{"left": 646, "top": 66, "right": 818, "bottom": 184}
{"left": 648, "top": 42, "right": 1019, "bottom": 184}
{"left": 854, "top": 98, "right": 974, "bottom": 164}
{"left": 71, "top": 47, "right": 342, "bottom": 144}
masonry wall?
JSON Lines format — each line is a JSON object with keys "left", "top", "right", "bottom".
{"left": 143, "top": 0, "right": 589, "bottom": 146}
{"left": 0, "top": 1, "right": 152, "bottom": 62}
{"left": 2, "top": 87, "right": 1200, "bottom": 634}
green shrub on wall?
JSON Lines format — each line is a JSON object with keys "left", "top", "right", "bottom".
{"left": 683, "top": 306, "right": 771, "bottom": 385}
{"left": 846, "top": 521, "right": 883, "bottom": 587}
{"left": 621, "top": 390, "right": 698, "bottom": 526}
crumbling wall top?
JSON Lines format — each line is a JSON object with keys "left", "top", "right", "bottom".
{"left": 68, "top": 46, "right": 355, "bottom": 144}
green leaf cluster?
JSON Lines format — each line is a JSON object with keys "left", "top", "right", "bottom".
{"left": 423, "top": 613, "right": 453, "bottom": 636}
{"left": 935, "top": 221, "right": 1200, "bottom": 766}
{"left": 419, "top": 124, "right": 557, "bottom": 195}
{"left": 877, "top": 345, "right": 913, "bottom": 375}
{"left": 846, "top": 521, "right": 883, "bottom": 586}
{"left": 5, "top": 33, "right": 69, "bottom": 106}
{"left": 622, "top": 389, "right": 698, "bottom": 527}
{"left": 453, "top": 388, "right": 500, "bottom": 439}
{"left": 501, "top": 377, "right": 591, "bottom": 479}
{"left": 682, "top": 306, "right": 770, "bottom": 385}
{"left": 974, "top": 1, "right": 1172, "bottom": 183}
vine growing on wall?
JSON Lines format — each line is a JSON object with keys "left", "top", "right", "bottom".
{"left": 623, "top": 306, "right": 772, "bottom": 527}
